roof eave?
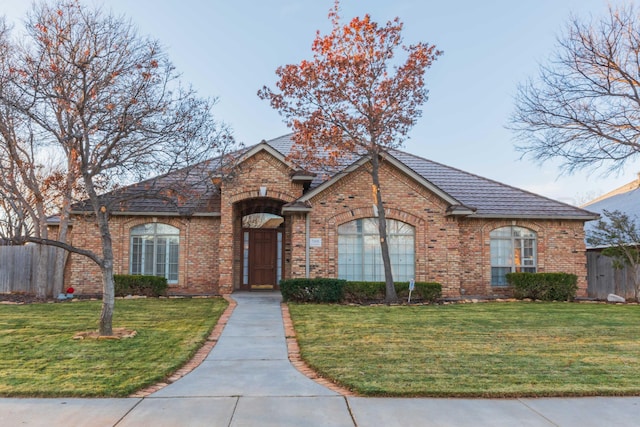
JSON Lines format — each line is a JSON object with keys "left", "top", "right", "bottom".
{"left": 445, "top": 206, "right": 477, "bottom": 216}
{"left": 290, "top": 175, "right": 315, "bottom": 182}
{"left": 70, "top": 210, "right": 221, "bottom": 217}
{"left": 282, "top": 200, "right": 313, "bottom": 213}
{"left": 587, "top": 242, "right": 639, "bottom": 250}
{"left": 238, "top": 141, "right": 296, "bottom": 170}
{"left": 469, "top": 213, "right": 600, "bottom": 220}
{"left": 281, "top": 206, "right": 313, "bottom": 213}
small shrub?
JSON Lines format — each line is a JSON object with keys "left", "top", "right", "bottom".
{"left": 114, "top": 275, "right": 168, "bottom": 297}
{"left": 396, "top": 282, "right": 442, "bottom": 303}
{"left": 343, "top": 281, "right": 386, "bottom": 302}
{"left": 281, "top": 279, "right": 442, "bottom": 304}
{"left": 507, "top": 272, "right": 578, "bottom": 301}
{"left": 344, "top": 281, "right": 442, "bottom": 304}
{"left": 280, "top": 278, "right": 346, "bottom": 303}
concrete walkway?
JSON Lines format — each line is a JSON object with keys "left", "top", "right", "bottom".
{"left": 1, "top": 291, "right": 639, "bottom": 426}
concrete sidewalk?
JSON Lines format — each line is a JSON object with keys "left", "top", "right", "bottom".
{"left": 0, "top": 292, "right": 639, "bottom": 426}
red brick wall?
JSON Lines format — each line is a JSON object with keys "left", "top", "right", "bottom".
{"left": 65, "top": 215, "right": 220, "bottom": 295}
{"left": 217, "top": 150, "right": 305, "bottom": 292}
{"left": 65, "top": 215, "right": 102, "bottom": 293}
{"left": 64, "top": 150, "right": 589, "bottom": 298}
{"left": 458, "top": 219, "right": 588, "bottom": 298}
{"left": 300, "top": 162, "right": 460, "bottom": 292}
{"left": 295, "top": 160, "right": 588, "bottom": 298}
{"left": 287, "top": 213, "right": 307, "bottom": 279}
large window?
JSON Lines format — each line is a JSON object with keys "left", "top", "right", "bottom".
{"left": 130, "top": 223, "right": 179, "bottom": 283}
{"left": 338, "top": 218, "right": 415, "bottom": 282}
{"left": 490, "top": 226, "right": 537, "bottom": 286}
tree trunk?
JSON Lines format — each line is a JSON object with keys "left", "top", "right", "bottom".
{"left": 53, "top": 179, "right": 73, "bottom": 296}
{"left": 34, "top": 244, "right": 48, "bottom": 298}
{"left": 53, "top": 221, "right": 70, "bottom": 296}
{"left": 53, "top": 247, "right": 68, "bottom": 296}
{"left": 371, "top": 154, "right": 398, "bottom": 304}
{"left": 99, "top": 267, "right": 115, "bottom": 336}
{"left": 96, "top": 207, "right": 115, "bottom": 336}
{"left": 33, "top": 213, "right": 50, "bottom": 298}
{"left": 633, "top": 264, "right": 640, "bottom": 303}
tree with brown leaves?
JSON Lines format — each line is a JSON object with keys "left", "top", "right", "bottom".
{"left": 259, "top": 2, "right": 440, "bottom": 303}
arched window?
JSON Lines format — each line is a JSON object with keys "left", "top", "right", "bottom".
{"left": 130, "top": 223, "right": 179, "bottom": 283}
{"left": 490, "top": 226, "right": 537, "bottom": 286}
{"left": 338, "top": 218, "right": 415, "bottom": 282}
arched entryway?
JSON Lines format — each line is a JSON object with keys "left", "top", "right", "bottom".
{"left": 235, "top": 198, "right": 286, "bottom": 291}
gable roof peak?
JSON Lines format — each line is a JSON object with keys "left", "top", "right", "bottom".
{"left": 256, "top": 134, "right": 598, "bottom": 220}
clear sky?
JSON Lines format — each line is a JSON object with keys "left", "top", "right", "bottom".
{"left": 3, "top": 0, "right": 639, "bottom": 206}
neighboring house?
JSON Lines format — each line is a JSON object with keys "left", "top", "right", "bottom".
{"left": 61, "top": 134, "right": 597, "bottom": 298}
{"left": 581, "top": 174, "right": 640, "bottom": 235}
{"left": 581, "top": 175, "right": 640, "bottom": 299}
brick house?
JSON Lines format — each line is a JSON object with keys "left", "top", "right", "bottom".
{"left": 64, "top": 134, "right": 598, "bottom": 298}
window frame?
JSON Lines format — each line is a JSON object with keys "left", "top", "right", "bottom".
{"left": 490, "top": 226, "right": 537, "bottom": 287}
{"left": 130, "top": 223, "right": 179, "bottom": 284}
{"left": 337, "top": 218, "right": 415, "bottom": 282}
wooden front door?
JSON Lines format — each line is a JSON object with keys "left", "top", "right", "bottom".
{"left": 247, "top": 229, "right": 278, "bottom": 289}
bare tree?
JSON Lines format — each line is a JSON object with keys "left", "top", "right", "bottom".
{"left": 0, "top": 1, "right": 233, "bottom": 335}
{"left": 0, "top": 92, "right": 82, "bottom": 297}
{"left": 511, "top": 5, "right": 640, "bottom": 174}
{"left": 0, "top": 187, "right": 33, "bottom": 243}
{"left": 0, "top": 19, "right": 55, "bottom": 297}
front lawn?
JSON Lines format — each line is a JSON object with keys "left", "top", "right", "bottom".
{"left": 0, "top": 298, "right": 227, "bottom": 397}
{"left": 288, "top": 302, "right": 640, "bottom": 397}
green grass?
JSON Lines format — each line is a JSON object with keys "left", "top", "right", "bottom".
{"left": 288, "top": 302, "right": 640, "bottom": 397}
{"left": 0, "top": 298, "right": 227, "bottom": 397}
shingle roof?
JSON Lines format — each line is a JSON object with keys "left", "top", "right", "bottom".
{"left": 388, "top": 150, "right": 596, "bottom": 219}
{"left": 72, "top": 161, "right": 221, "bottom": 216}
{"left": 268, "top": 134, "right": 596, "bottom": 219}
{"left": 73, "top": 133, "right": 598, "bottom": 220}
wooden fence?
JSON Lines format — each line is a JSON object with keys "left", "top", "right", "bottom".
{"left": 587, "top": 251, "right": 637, "bottom": 300}
{"left": 0, "top": 245, "right": 66, "bottom": 296}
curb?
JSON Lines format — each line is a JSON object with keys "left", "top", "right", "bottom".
{"left": 281, "top": 302, "right": 356, "bottom": 397}
{"left": 129, "top": 295, "right": 237, "bottom": 397}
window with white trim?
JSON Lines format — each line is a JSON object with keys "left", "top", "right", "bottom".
{"left": 490, "top": 226, "right": 537, "bottom": 286}
{"left": 338, "top": 218, "right": 415, "bottom": 281}
{"left": 130, "top": 223, "right": 179, "bottom": 283}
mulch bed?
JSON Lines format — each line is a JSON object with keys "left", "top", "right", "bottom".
{"left": 0, "top": 293, "right": 97, "bottom": 304}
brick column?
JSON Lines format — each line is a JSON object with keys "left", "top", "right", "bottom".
{"left": 217, "top": 186, "right": 234, "bottom": 294}
{"left": 289, "top": 213, "right": 308, "bottom": 279}
{"left": 443, "top": 217, "right": 462, "bottom": 298}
